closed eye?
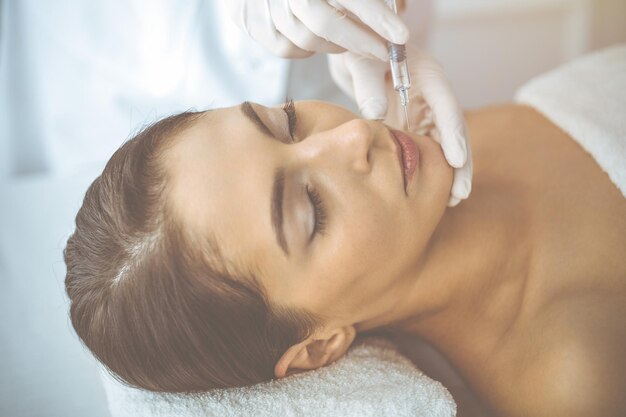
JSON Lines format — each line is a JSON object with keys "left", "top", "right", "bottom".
{"left": 305, "top": 184, "right": 327, "bottom": 241}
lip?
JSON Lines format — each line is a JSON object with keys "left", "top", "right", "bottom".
{"left": 387, "top": 127, "right": 419, "bottom": 193}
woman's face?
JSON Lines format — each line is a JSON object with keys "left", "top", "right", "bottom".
{"left": 165, "top": 100, "right": 453, "bottom": 329}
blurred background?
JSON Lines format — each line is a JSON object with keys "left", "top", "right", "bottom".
{"left": 1, "top": 0, "right": 625, "bottom": 416}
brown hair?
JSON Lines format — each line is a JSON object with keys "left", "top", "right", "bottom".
{"left": 64, "top": 111, "right": 325, "bottom": 393}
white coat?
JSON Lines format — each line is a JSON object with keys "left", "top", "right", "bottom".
{"left": 0, "top": 0, "right": 430, "bottom": 178}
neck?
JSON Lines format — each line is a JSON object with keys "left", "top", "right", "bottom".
{"left": 358, "top": 182, "right": 535, "bottom": 347}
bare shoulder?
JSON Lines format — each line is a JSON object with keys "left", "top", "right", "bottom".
{"left": 515, "top": 292, "right": 626, "bottom": 417}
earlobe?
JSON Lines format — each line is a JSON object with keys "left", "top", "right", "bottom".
{"left": 274, "top": 325, "right": 357, "bottom": 379}
{"left": 274, "top": 343, "right": 308, "bottom": 379}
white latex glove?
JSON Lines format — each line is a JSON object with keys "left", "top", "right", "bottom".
{"left": 329, "top": 47, "right": 473, "bottom": 207}
{"left": 222, "top": 0, "right": 408, "bottom": 61}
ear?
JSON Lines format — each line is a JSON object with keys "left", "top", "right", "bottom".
{"left": 274, "top": 325, "right": 356, "bottom": 379}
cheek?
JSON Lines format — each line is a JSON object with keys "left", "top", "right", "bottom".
{"left": 300, "top": 206, "right": 416, "bottom": 315}
{"left": 322, "top": 220, "right": 402, "bottom": 308}
{"left": 345, "top": 196, "right": 441, "bottom": 278}
{"left": 336, "top": 205, "right": 405, "bottom": 274}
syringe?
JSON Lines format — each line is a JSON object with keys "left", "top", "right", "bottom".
{"left": 385, "top": 0, "right": 411, "bottom": 130}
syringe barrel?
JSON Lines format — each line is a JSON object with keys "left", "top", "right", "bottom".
{"left": 388, "top": 43, "right": 411, "bottom": 93}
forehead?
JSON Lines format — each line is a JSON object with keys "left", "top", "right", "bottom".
{"left": 163, "top": 106, "right": 282, "bottom": 282}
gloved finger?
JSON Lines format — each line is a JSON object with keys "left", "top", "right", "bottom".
{"left": 237, "top": 0, "right": 313, "bottom": 58}
{"left": 289, "top": 0, "right": 388, "bottom": 61}
{"left": 328, "top": 53, "right": 355, "bottom": 99}
{"left": 447, "top": 142, "right": 473, "bottom": 207}
{"left": 438, "top": 123, "right": 468, "bottom": 169}
{"left": 411, "top": 51, "right": 468, "bottom": 168}
{"left": 447, "top": 196, "right": 461, "bottom": 208}
{"left": 334, "top": 0, "right": 409, "bottom": 44}
{"left": 258, "top": 32, "right": 315, "bottom": 58}
{"left": 269, "top": 1, "right": 345, "bottom": 54}
{"left": 344, "top": 53, "right": 388, "bottom": 119}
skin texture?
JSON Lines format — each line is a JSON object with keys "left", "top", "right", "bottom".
{"left": 396, "top": 105, "right": 626, "bottom": 417}
{"left": 164, "top": 100, "right": 454, "bottom": 370}
{"left": 164, "top": 101, "right": 626, "bottom": 417}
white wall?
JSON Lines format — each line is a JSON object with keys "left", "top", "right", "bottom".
{"left": 429, "top": 0, "right": 626, "bottom": 108}
{"left": 0, "top": 173, "right": 111, "bottom": 417}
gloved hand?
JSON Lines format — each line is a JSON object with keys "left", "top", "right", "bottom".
{"left": 222, "top": 0, "right": 408, "bottom": 62}
{"left": 329, "top": 47, "right": 472, "bottom": 207}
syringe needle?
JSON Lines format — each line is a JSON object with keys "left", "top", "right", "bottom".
{"left": 403, "top": 104, "right": 410, "bottom": 131}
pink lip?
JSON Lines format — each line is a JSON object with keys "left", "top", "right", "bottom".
{"left": 388, "top": 128, "right": 419, "bottom": 192}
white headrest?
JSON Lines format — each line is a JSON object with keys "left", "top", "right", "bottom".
{"left": 98, "top": 336, "right": 456, "bottom": 417}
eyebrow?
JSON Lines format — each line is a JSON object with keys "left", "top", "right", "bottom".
{"left": 239, "top": 102, "right": 290, "bottom": 257}
{"left": 241, "top": 101, "right": 273, "bottom": 137}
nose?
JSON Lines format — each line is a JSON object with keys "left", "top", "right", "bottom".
{"left": 299, "top": 119, "right": 374, "bottom": 174}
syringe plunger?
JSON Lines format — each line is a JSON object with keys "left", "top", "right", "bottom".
{"left": 384, "top": 0, "right": 411, "bottom": 129}
{"left": 388, "top": 42, "right": 411, "bottom": 128}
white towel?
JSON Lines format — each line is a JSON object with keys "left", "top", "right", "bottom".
{"left": 515, "top": 44, "right": 626, "bottom": 198}
{"left": 99, "top": 336, "right": 456, "bottom": 417}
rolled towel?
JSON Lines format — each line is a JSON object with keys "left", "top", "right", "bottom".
{"left": 515, "top": 44, "right": 626, "bottom": 198}
{"left": 99, "top": 336, "right": 456, "bottom": 417}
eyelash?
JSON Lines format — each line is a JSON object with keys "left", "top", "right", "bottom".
{"left": 282, "top": 98, "right": 297, "bottom": 142}
{"left": 282, "top": 98, "right": 327, "bottom": 240}
{"left": 305, "top": 184, "right": 327, "bottom": 239}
